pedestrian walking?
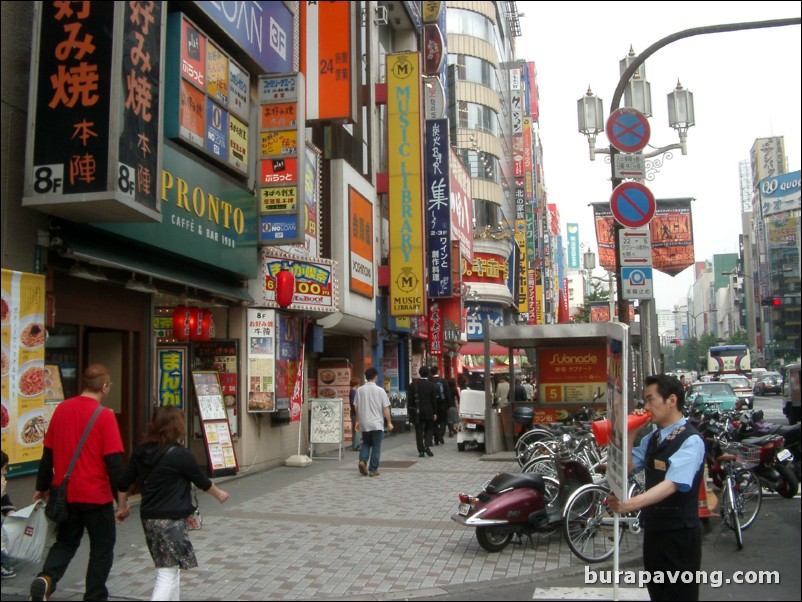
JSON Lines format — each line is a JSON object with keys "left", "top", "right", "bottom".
{"left": 29, "top": 364, "right": 125, "bottom": 602}
{"left": 349, "top": 377, "right": 362, "bottom": 451}
{"left": 1, "top": 450, "right": 17, "bottom": 580}
{"left": 446, "top": 378, "right": 460, "bottom": 437}
{"left": 407, "top": 366, "right": 437, "bottom": 457}
{"left": 608, "top": 374, "right": 705, "bottom": 601}
{"left": 116, "top": 406, "right": 230, "bottom": 601}
{"left": 354, "top": 367, "right": 394, "bottom": 476}
{"left": 429, "top": 365, "right": 449, "bottom": 445}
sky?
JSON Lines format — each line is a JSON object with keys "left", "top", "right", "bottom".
{"left": 514, "top": 1, "right": 802, "bottom": 310}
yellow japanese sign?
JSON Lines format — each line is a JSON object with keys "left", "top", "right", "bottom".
{"left": 260, "top": 186, "right": 298, "bottom": 213}
{"left": 260, "top": 130, "right": 297, "bottom": 157}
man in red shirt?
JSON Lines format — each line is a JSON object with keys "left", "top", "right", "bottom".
{"left": 30, "top": 364, "right": 125, "bottom": 602}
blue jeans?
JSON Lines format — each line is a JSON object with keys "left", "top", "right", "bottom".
{"left": 359, "top": 430, "right": 384, "bottom": 473}
{"left": 351, "top": 418, "right": 362, "bottom": 449}
{"left": 40, "top": 502, "right": 116, "bottom": 600}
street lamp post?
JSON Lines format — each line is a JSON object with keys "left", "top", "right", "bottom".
{"left": 577, "top": 17, "right": 800, "bottom": 384}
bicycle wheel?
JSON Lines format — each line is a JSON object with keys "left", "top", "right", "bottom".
{"left": 733, "top": 469, "right": 762, "bottom": 530}
{"left": 516, "top": 429, "right": 555, "bottom": 465}
{"left": 721, "top": 477, "right": 743, "bottom": 549}
{"left": 563, "top": 483, "right": 618, "bottom": 563}
{"left": 521, "top": 454, "right": 558, "bottom": 479}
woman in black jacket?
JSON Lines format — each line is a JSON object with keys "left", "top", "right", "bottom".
{"left": 116, "top": 407, "right": 229, "bottom": 601}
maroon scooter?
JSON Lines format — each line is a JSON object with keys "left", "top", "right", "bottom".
{"left": 451, "top": 458, "right": 594, "bottom": 553}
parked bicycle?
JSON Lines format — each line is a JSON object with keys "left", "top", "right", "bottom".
{"left": 716, "top": 441, "right": 763, "bottom": 549}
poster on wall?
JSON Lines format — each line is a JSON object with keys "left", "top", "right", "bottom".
{"left": 157, "top": 347, "right": 187, "bottom": 409}
{"left": 535, "top": 345, "right": 607, "bottom": 424}
{"left": 246, "top": 309, "right": 276, "bottom": 412}
{"left": 1, "top": 269, "right": 46, "bottom": 477}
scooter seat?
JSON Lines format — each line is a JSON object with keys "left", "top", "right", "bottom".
{"left": 740, "top": 434, "right": 783, "bottom": 447}
{"left": 485, "top": 472, "right": 546, "bottom": 495}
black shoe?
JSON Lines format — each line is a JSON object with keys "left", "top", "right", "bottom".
{"left": 425, "top": 449, "right": 433, "bottom": 457}
{"left": 419, "top": 452, "right": 425, "bottom": 457}
{"left": 439, "top": 438, "right": 445, "bottom": 445}
{"left": 434, "top": 441, "right": 439, "bottom": 446}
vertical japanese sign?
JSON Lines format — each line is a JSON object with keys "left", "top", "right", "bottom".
{"left": 449, "top": 147, "right": 473, "bottom": 262}
{"left": 246, "top": 309, "right": 276, "bottom": 413}
{"left": 606, "top": 327, "right": 630, "bottom": 501}
{"left": 301, "top": 1, "right": 356, "bottom": 123}
{"left": 1, "top": 270, "right": 46, "bottom": 476}
{"left": 425, "top": 119, "right": 451, "bottom": 298}
{"left": 349, "top": 186, "right": 374, "bottom": 298}
{"left": 429, "top": 301, "right": 443, "bottom": 356}
{"left": 387, "top": 53, "right": 425, "bottom": 316}
{"left": 30, "top": 1, "right": 113, "bottom": 195}
{"left": 566, "top": 224, "right": 580, "bottom": 269}
{"left": 157, "top": 347, "right": 186, "bottom": 409}
{"left": 289, "top": 320, "right": 308, "bottom": 423}
{"left": 119, "top": 1, "right": 163, "bottom": 210}
{"left": 275, "top": 313, "right": 300, "bottom": 411}
{"left": 258, "top": 74, "right": 305, "bottom": 245}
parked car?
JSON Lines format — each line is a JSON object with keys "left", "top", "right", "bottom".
{"left": 685, "top": 381, "right": 740, "bottom": 413}
{"left": 754, "top": 374, "right": 782, "bottom": 396}
{"left": 720, "top": 375, "right": 755, "bottom": 409}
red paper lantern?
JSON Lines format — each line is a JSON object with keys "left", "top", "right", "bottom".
{"left": 275, "top": 268, "right": 295, "bottom": 308}
{"left": 172, "top": 305, "right": 191, "bottom": 341}
{"left": 192, "top": 309, "right": 214, "bottom": 341}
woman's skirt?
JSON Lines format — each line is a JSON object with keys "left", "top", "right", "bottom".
{"left": 142, "top": 518, "right": 198, "bottom": 569}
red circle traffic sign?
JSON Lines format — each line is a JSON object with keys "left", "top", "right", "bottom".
{"left": 610, "top": 182, "right": 655, "bottom": 228}
{"left": 607, "top": 108, "right": 650, "bottom": 154}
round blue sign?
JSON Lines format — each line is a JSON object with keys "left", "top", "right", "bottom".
{"left": 607, "top": 108, "right": 650, "bottom": 154}
{"left": 610, "top": 182, "right": 655, "bottom": 228}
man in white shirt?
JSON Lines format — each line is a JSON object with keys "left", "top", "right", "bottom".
{"left": 354, "top": 367, "right": 394, "bottom": 477}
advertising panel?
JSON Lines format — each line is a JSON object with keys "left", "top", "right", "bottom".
{"left": 425, "top": 119, "right": 451, "bottom": 298}
{"left": 1, "top": 270, "right": 46, "bottom": 476}
{"left": 349, "top": 187, "right": 374, "bottom": 298}
{"left": 536, "top": 345, "right": 607, "bottom": 406}
{"left": 157, "top": 347, "right": 186, "bottom": 409}
{"left": 759, "top": 170, "right": 801, "bottom": 218}
{"left": 450, "top": 147, "right": 473, "bottom": 262}
{"left": 246, "top": 309, "right": 276, "bottom": 413}
{"left": 301, "top": 1, "right": 355, "bottom": 123}
{"left": 196, "top": 1, "right": 293, "bottom": 73}
{"left": 25, "top": 2, "right": 165, "bottom": 215}
{"left": 263, "top": 255, "right": 337, "bottom": 312}
{"left": 387, "top": 53, "right": 425, "bottom": 316}
{"left": 649, "top": 198, "right": 695, "bottom": 276}
{"left": 566, "top": 224, "right": 580, "bottom": 269}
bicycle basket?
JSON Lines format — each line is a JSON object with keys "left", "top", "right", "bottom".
{"left": 720, "top": 442, "right": 761, "bottom": 469}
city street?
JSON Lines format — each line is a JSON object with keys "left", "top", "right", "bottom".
{"left": 2, "top": 401, "right": 798, "bottom": 601}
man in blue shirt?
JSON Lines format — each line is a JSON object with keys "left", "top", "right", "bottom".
{"left": 609, "top": 374, "right": 705, "bottom": 601}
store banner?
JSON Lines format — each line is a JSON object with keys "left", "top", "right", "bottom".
{"left": 649, "top": 198, "right": 695, "bottom": 276}
{"left": 425, "top": 119, "right": 452, "bottom": 298}
{"left": 289, "top": 320, "right": 307, "bottom": 423}
{"left": 1, "top": 270, "right": 46, "bottom": 476}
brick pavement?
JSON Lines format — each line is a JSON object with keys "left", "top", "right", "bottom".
{"left": 1, "top": 430, "right": 641, "bottom": 601}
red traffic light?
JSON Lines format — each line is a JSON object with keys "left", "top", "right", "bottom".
{"left": 674, "top": 339, "right": 681, "bottom": 345}
{"left": 772, "top": 298, "right": 782, "bottom": 307}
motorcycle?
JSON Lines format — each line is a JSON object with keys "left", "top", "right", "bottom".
{"left": 451, "top": 457, "right": 592, "bottom": 554}
{"left": 711, "top": 431, "right": 798, "bottom": 499}
{"left": 737, "top": 410, "right": 800, "bottom": 494}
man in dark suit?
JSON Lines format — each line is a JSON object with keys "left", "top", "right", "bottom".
{"left": 407, "top": 366, "right": 438, "bottom": 457}
{"left": 429, "top": 365, "right": 449, "bottom": 445}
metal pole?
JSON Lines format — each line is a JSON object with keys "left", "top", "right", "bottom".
{"left": 607, "top": 18, "right": 801, "bottom": 324}
{"left": 608, "top": 270, "right": 616, "bottom": 322}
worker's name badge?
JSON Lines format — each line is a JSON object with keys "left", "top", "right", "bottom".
{"left": 653, "top": 460, "right": 667, "bottom": 471}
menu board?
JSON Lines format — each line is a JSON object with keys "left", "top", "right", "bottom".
{"left": 191, "top": 371, "right": 237, "bottom": 476}
{"left": 193, "top": 340, "right": 239, "bottom": 436}
{"left": 317, "top": 360, "right": 351, "bottom": 441}
{"left": 309, "top": 399, "right": 343, "bottom": 444}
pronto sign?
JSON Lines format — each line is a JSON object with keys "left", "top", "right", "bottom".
{"left": 387, "top": 53, "right": 425, "bottom": 316}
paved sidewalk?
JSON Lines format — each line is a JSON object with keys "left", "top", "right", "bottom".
{"left": 1, "top": 431, "right": 641, "bottom": 601}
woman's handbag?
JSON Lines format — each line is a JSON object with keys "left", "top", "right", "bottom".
{"left": 45, "top": 406, "right": 103, "bottom": 524}
{"left": 186, "top": 487, "right": 202, "bottom": 531}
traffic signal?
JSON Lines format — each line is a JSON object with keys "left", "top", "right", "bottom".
{"left": 761, "top": 297, "right": 782, "bottom": 307}
{"left": 673, "top": 339, "right": 681, "bottom": 345}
